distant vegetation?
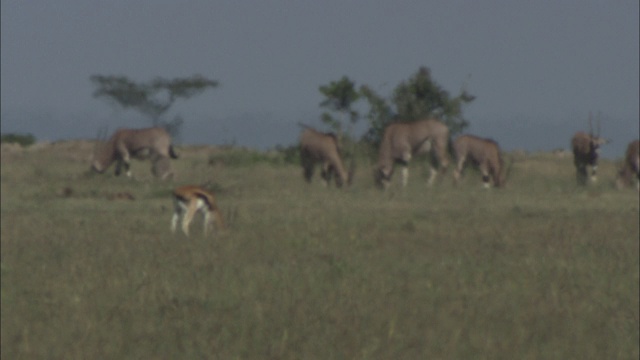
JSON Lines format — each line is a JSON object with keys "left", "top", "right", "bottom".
{"left": 1, "top": 132, "right": 36, "bottom": 147}
{"left": 318, "top": 66, "right": 475, "bottom": 146}
{"left": 207, "top": 146, "right": 298, "bottom": 167}
{"left": 90, "top": 66, "right": 473, "bottom": 147}
{"left": 207, "top": 143, "right": 372, "bottom": 168}
{"left": 90, "top": 74, "right": 219, "bottom": 137}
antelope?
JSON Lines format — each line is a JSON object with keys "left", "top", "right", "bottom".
{"left": 171, "top": 185, "right": 226, "bottom": 236}
{"left": 374, "top": 118, "right": 450, "bottom": 189}
{"left": 453, "top": 134, "right": 505, "bottom": 188}
{"left": 299, "top": 125, "right": 353, "bottom": 188}
{"left": 571, "top": 115, "right": 609, "bottom": 185}
{"left": 616, "top": 139, "right": 640, "bottom": 190}
{"left": 91, "top": 127, "right": 178, "bottom": 179}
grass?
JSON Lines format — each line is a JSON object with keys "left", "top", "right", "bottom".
{"left": 1, "top": 144, "right": 638, "bottom": 359}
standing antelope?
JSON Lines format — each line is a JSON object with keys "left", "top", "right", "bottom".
{"left": 616, "top": 139, "right": 640, "bottom": 190}
{"left": 453, "top": 135, "right": 505, "bottom": 188}
{"left": 571, "top": 115, "right": 609, "bottom": 185}
{"left": 171, "top": 185, "right": 226, "bottom": 236}
{"left": 299, "top": 126, "right": 353, "bottom": 188}
{"left": 374, "top": 118, "right": 450, "bottom": 189}
{"left": 92, "top": 127, "right": 178, "bottom": 179}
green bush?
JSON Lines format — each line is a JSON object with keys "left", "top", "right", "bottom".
{"left": 1, "top": 133, "right": 36, "bottom": 147}
{"left": 274, "top": 144, "right": 300, "bottom": 165}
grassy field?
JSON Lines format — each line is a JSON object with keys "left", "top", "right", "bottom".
{"left": 1, "top": 142, "right": 638, "bottom": 359}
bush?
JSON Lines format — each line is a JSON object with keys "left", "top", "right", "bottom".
{"left": 274, "top": 144, "right": 300, "bottom": 165}
{"left": 1, "top": 133, "right": 36, "bottom": 147}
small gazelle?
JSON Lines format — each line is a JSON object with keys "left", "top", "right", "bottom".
{"left": 171, "top": 185, "right": 226, "bottom": 236}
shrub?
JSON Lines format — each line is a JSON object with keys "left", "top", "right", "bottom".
{"left": 1, "top": 133, "right": 36, "bottom": 147}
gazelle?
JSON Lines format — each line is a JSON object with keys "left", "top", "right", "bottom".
{"left": 171, "top": 185, "right": 226, "bottom": 236}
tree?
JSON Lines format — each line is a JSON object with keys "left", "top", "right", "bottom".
{"left": 360, "top": 85, "right": 393, "bottom": 145}
{"left": 360, "top": 66, "right": 475, "bottom": 145}
{"left": 318, "top": 76, "right": 360, "bottom": 137}
{"left": 90, "top": 74, "right": 219, "bottom": 136}
{"left": 393, "top": 66, "right": 474, "bottom": 134}
{"left": 1, "top": 133, "right": 36, "bottom": 147}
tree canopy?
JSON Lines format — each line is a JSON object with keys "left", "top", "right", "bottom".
{"left": 318, "top": 76, "right": 360, "bottom": 136}
{"left": 90, "top": 74, "right": 219, "bottom": 136}
{"left": 360, "top": 66, "right": 475, "bottom": 145}
{"left": 320, "top": 67, "right": 475, "bottom": 146}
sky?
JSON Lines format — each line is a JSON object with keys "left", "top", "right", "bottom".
{"left": 1, "top": 0, "right": 638, "bottom": 158}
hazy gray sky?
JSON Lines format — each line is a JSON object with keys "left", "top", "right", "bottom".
{"left": 2, "top": 1, "right": 638, "bottom": 158}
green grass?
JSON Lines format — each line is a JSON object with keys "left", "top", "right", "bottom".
{"left": 1, "top": 145, "right": 638, "bottom": 359}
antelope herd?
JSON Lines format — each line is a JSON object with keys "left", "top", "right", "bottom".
{"left": 88, "top": 115, "right": 637, "bottom": 236}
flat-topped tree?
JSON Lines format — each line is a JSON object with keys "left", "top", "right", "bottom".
{"left": 90, "top": 74, "right": 219, "bottom": 136}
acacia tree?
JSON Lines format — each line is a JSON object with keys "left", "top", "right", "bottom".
{"left": 318, "top": 76, "right": 360, "bottom": 138}
{"left": 361, "top": 66, "right": 475, "bottom": 145}
{"left": 90, "top": 74, "right": 219, "bottom": 136}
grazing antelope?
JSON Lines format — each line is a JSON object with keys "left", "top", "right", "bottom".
{"left": 374, "top": 118, "right": 450, "bottom": 189}
{"left": 299, "top": 125, "right": 353, "bottom": 187}
{"left": 92, "top": 127, "right": 178, "bottom": 179}
{"left": 616, "top": 139, "right": 640, "bottom": 190}
{"left": 171, "top": 185, "right": 226, "bottom": 236}
{"left": 571, "top": 115, "right": 609, "bottom": 185}
{"left": 453, "top": 134, "right": 505, "bottom": 188}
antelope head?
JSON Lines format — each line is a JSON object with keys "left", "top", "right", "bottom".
{"left": 374, "top": 166, "right": 392, "bottom": 189}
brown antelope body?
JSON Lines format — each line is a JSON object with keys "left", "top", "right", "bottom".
{"left": 571, "top": 131, "right": 608, "bottom": 185}
{"left": 171, "top": 185, "right": 225, "bottom": 236}
{"left": 299, "top": 126, "right": 352, "bottom": 187}
{"left": 453, "top": 134, "right": 505, "bottom": 188}
{"left": 616, "top": 139, "right": 640, "bottom": 190}
{"left": 375, "top": 118, "right": 450, "bottom": 189}
{"left": 92, "top": 127, "right": 178, "bottom": 179}
{"left": 571, "top": 114, "right": 610, "bottom": 185}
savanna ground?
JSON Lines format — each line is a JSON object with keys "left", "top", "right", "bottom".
{"left": 1, "top": 141, "right": 638, "bottom": 359}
